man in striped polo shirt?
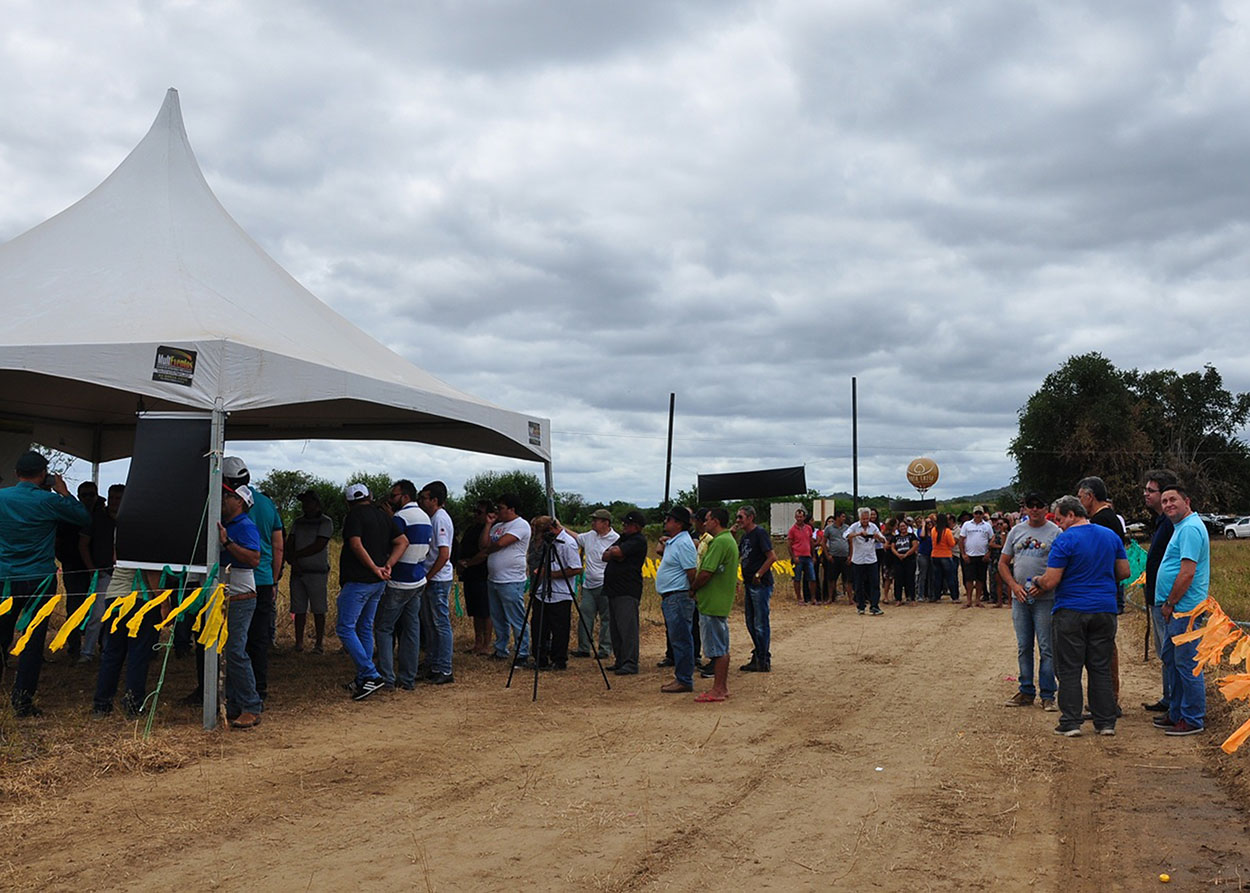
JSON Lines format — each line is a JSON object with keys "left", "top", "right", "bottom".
{"left": 374, "top": 479, "right": 432, "bottom": 690}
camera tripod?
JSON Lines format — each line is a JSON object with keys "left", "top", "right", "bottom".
{"left": 506, "top": 528, "right": 612, "bottom": 700}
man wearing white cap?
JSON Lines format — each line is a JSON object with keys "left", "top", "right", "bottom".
{"left": 338, "top": 483, "right": 408, "bottom": 701}
{"left": 218, "top": 483, "right": 263, "bottom": 728}
{"left": 222, "top": 456, "right": 284, "bottom": 702}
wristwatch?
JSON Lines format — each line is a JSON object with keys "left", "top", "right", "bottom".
{"left": 223, "top": 538, "right": 234, "bottom": 548}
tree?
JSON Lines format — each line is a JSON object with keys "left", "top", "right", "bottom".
{"left": 1011, "top": 354, "right": 1250, "bottom": 512}
{"left": 1129, "top": 365, "right": 1250, "bottom": 509}
{"left": 461, "top": 470, "right": 547, "bottom": 520}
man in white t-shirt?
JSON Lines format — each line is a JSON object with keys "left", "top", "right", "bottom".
{"left": 958, "top": 506, "right": 994, "bottom": 608}
{"left": 418, "top": 481, "right": 456, "bottom": 685}
{"left": 573, "top": 508, "right": 619, "bottom": 659}
{"left": 479, "top": 492, "right": 531, "bottom": 663}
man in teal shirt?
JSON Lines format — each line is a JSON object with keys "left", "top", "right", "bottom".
{"left": 0, "top": 450, "right": 91, "bottom": 716}
{"left": 1154, "top": 484, "right": 1210, "bottom": 736}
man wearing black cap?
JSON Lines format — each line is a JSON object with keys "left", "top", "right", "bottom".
{"left": 0, "top": 450, "right": 91, "bottom": 716}
{"left": 602, "top": 509, "right": 648, "bottom": 675}
{"left": 656, "top": 507, "right": 698, "bottom": 692}
{"left": 285, "top": 490, "right": 333, "bottom": 653}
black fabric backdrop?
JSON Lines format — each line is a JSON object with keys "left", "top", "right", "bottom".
{"left": 697, "top": 466, "right": 806, "bottom": 502}
{"left": 115, "top": 414, "right": 210, "bottom": 570}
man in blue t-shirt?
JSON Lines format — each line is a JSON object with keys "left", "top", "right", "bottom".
{"left": 1153, "top": 484, "right": 1211, "bottom": 736}
{"left": 223, "top": 456, "right": 284, "bottom": 702}
{"left": 1031, "top": 495, "right": 1128, "bottom": 737}
{"left": 218, "top": 483, "right": 264, "bottom": 728}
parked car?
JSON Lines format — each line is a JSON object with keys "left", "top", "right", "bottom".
{"left": 1224, "top": 517, "right": 1250, "bottom": 539}
{"left": 1199, "top": 513, "right": 1233, "bottom": 535}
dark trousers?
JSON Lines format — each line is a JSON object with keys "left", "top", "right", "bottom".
{"left": 851, "top": 562, "right": 880, "bottom": 610}
{"left": 608, "top": 596, "right": 639, "bottom": 672}
{"left": 1053, "top": 609, "right": 1117, "bottom": 729}
{"left": 246, "top": 585, "right": 274, "bottom": 698}
{"left": 893, "top": 557, "right": 917, "bottom": 602}
{"left": 62, "top": 569, "right": 97, "bottom": 657}
{"left": 419, "top": 585, "right": 435, "bottom": 664}
{"left": 93, "top": 601, "right": 160, "bottom": 713}
{"left": 531, "top": 598, "right": 571, "bottom": 668}
{"left": 0, "top": 579, "right": 48, "bottom": 711}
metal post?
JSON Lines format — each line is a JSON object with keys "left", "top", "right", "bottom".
{"left": 663, "top": 392, "right": 675, "bottom": 508}
{"left": 544, "top": 460, "right": 555, "bottom": 517}
{"left": 203, "top": 401, "right": 225, "bottom": 730}
{"left": 91, "top": 424, "right": 103, "bottom": 486}
{"left": 852, "top": 377, "right": 859, "bottom": 511}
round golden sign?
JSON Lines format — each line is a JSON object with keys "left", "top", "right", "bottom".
{"left": 906, "top": 457, "right": 939, "bottom": 491}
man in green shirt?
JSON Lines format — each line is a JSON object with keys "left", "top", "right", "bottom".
{"left": 692, "top": 508, "right": 737, "bottom": 703}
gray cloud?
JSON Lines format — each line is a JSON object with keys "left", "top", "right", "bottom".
{"left": 5, "top": 0, "right": 1250, "bottom": 504}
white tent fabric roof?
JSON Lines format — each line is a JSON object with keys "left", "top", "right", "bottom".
{"left": 0, "top": 88, "right": 550, "bottom": 465}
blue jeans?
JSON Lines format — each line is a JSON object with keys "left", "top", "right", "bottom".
{"left": 374, "top": 585, "right": 422, "bottom": 686}
{"left": 743, "top": 581, "right": 772, "bottom": 664}
{"left": 424, "top": 580, "right": 454, "bottom": 675}
{"left": 1162, "top": 614, "right": 1205, "bottom": 727}
{"left": 488, "top": 580, "right": 529, "bottom": 659}
{"left": 1150, "top": 603, "right": 1172, "bottom": 706}
{"left": 337, "top": 581, "right": 386, "bottom": 682}
{"left": 933, "top": 557, "right": 959, "bottom": 599}
{"left": 660, "top": 591, "right": 696, "bottom": 686}
{"left": 1012, "top": 596, "right": 1055, "bottom": 699}
{"left": 225, "top": 597, "right": 263, "bottom": 717}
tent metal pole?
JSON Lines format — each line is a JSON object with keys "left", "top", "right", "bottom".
{"left": 91, "top": 424, "right": 102, "bottom": 485}
{"left": 203, "top": 401, "right": 225, "bottom": 730}
{"left": 544, "top": 461, "right": 555, "bottom": 516}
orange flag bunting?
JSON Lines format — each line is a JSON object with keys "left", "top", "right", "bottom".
{"left": 1173, "top": 599, "right": 1250, "bottom": 753}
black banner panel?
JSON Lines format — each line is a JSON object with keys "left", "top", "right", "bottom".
{"left": 698, "top": 466, "right": 807, "bottom": 502}
{"left": 115, "top": 414, "right": 211, "bottom": 572}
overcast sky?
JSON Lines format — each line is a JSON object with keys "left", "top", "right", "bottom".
{"left": 4, "top": 0, "right": 1250, "bottom": 506}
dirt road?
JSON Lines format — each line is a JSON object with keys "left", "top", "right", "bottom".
{"left": 3, "top": 600, "right": 1248, "bottom": 891}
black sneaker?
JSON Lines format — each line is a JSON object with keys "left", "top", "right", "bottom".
{"left": 1152, "top": 714, "right": 1176, "bottom": 729}
{"left": 1053, "top": 725, "right": 1082, "bottom": 737}
{"left": 1143, "top": 699, "right": 1170, "bottom": 713}
{"left": 740, "top": 659, "right": 760, "bottom": 672}
{"left": 699, "top": 664, "right": 716, "bottom": 678}
{"left": 1164, "top": 720, "right": 1204, "bottom": 737}
{"left": 869, "top": 607, "right": 885, "bottom": 616}
{"left": 352, "top": 678, "right": 386, "bottom": 701}
{"left": 13, "top": 704, "right": 43, "bottom": 718}
{"left": 857, "top": 608, "right": 866, "bottom": 615}
{"left": 429, "top": 672, "right": 455, "bottom": 685}
{"left": 656, "top": 657, "right": 675, "bottom": 668}
{"left": 571, "top": 650, "right": 591, "bottom": 658}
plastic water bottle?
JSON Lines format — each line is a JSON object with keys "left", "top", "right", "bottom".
{"left": 1024, "top": 577, "right": 1036, "bottom": 606}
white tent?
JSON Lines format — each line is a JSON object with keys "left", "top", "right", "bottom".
{"left": 0, "top": 89, "right": 552, "bottom": 728}
{"left": 0, "top": 88, "right": 551, "bottom": 469}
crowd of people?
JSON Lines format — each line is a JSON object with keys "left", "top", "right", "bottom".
{"left": 0, "top": 451, "right": 1213, "bottom": 737}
